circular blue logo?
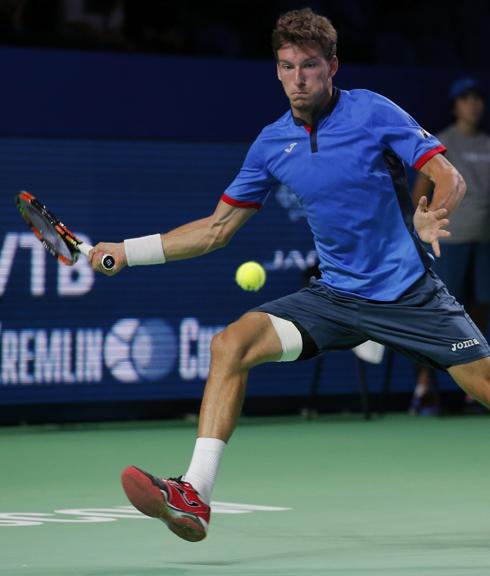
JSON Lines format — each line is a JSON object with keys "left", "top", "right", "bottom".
{"left": 104, "top": 318, "right": 177, "bottom": 382}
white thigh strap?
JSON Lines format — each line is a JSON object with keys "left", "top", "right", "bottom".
{"left": 267, "top": 314, "right": 303, "bottom": 362}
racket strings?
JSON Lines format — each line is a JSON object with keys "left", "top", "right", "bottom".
{"left": 22, "top": 203, "right": 74, "bottom": 262}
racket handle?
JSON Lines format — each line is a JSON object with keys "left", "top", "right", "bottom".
{"left": 78, "top": 242, "right": 115, "bottom": 271}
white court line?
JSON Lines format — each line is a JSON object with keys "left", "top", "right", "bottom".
{"left": 0, "top": 502, "right": 292, "bottom": 527}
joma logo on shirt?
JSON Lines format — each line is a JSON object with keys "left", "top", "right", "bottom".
{"left": 451, "top": 338, "right": 480, "bottom": 352}
{"left": 284, "top": 142, "right": 298, "bottom": 153}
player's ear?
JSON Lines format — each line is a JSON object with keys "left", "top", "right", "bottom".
{"left": 328, "top": 56, "right": 339, "bottom": 79}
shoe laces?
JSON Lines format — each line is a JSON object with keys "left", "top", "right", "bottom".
{"left": 169, "top": 475, "right": 184, "bottom": 484}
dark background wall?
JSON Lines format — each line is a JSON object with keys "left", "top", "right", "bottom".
{"left": 0, "top": 1, "right": 488, "bottom": 422}
{"left": 1, "top": 0, "right": 489, "bottom": 67}
{"left": 1, "top": 47, "right": 489, "bottom": 142}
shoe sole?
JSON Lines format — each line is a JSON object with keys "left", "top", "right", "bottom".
{"left": 121, "top": 466, "right": 207, "bottom": 542}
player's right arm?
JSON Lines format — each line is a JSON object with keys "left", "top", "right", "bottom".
{"left": 161, "top": 200, "right": 257, "bottom": 260}
{"left": 88, "top": 200, "right": 257, "bottom": 275}
{"left": 89, "top": 130, "right": 274, "bottom": 275}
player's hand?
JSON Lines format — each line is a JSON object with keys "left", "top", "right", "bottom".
{"left": 413, "top": 195, "right": 450, "bottom": 257}
{"left": 88, "top": 242, "right": 127, "bottom": 276}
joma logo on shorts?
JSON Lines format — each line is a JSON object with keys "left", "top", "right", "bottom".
{"left": 451, "top": 339, "right": 480, "bottom": 352}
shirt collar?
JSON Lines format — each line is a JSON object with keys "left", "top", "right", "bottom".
{"left": 292, "top": 87, "right": 340, "bottom": 127}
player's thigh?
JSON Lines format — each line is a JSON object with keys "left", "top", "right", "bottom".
{"left": 217, "top": 282, "right": 367, "bottom": 370}
{"left": 448, "top": 356, "right": 490, "bottom": 398}
{"left": 212, "top": 312, "right": 283, "bottom": 368}
{"left": 252, "top": 281, "right": 366, "bottom": 360}
{"left": 473, "top": 242, "right": 490, "bottom": 304}
{"left": 358, "top": 271, "right": 490, "bottom": 370}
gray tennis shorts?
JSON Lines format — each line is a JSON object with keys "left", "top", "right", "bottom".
{"left": 253, "top": 270, "right": 490, "bottom": 370}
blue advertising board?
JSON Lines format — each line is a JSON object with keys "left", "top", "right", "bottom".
{"left": 1, "top": 47, "right": 488, "bottom": 142}
{"left": 1, "top": 46, "right": 470, "bottom": 410}
{"left": 0, "top": 136, "right": 331, "bottom": 405}
{"left": 0, "top": 137, "right": 459, "bottom": 407}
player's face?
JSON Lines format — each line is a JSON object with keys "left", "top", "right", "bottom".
{"left": 276, "top": 43, "right": 338, "bottom": 117}
{"left": 453, "top": 93, "right": 484, "bottom": 127}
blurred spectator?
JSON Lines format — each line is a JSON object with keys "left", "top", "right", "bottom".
{"left": 0, "top": 1, "right": 23, "bottom": 42}
{"left": 191, "top": 3, "right": 241, "bottom": 57}
{"left": 411, "top": 77, "right": 490, "bottom": 415}
{"left": 61, "top": 0, "right": 125, "bottom": 48}
{"left": 123, "top": 1, "right": 188, "bottom": 53}
{"left": 0, "top": 0, "right": 488, "bottom": 67}
{"left": 0, "top": 0, "right": 61, "bottom": 46}
{"left": 373, "top": 1, "right": 418, "bottom": 65}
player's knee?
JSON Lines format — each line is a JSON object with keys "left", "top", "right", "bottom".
{"left": 210, "top": 330, "right": 227, "bottom": 359}
{"left": 210, "top": 325, "right": 248, "bottom": 367}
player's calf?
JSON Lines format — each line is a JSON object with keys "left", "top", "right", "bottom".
{"left": 197, "top": 313, "right": 281, "bottom": 441}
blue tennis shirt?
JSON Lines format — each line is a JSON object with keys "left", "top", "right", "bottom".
{"left": 221, "top": 88, "right": 446, "bottom": 301}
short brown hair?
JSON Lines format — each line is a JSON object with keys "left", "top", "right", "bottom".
{"left": 272, "top": 8, "right": 337, "bottom": 61}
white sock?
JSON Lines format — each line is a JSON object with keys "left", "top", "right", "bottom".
{"left": 183, "top": 437, "right": 226, "bottom": 504}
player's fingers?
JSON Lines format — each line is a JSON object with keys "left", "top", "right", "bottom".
{"left": 438, "top": 229, "right": 451, "bottom": 238}
{"left": 91, "top": 248, "right": 108, "bottom": 273}
{"left": 89, "top": 253, "right": 101, "bottom": 270}
{"left": 433, "top": 208, "right": 448, "bottom": 219}
{"left": 436, "top": 218, "right": 450, "bottom": 229}
{"left": 96, "top": 249, "right": 122, "bottom": 276}
{"left": 89, "top": 248, "right": 101, "bottom": 270}
{"left": 91, "top": 244, "right": 109, "bottom": 272}
{"left": 432, "top": 239, "right": 441, "bottom": 257}
{"left": 89, "top": 242, "right": 124, "bottom": 275}
{"left": 417, "top": 195, "right": 428, "bottom": 211}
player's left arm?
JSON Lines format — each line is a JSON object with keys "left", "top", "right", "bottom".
{"left": 413, "top": 154, "right": 466, "bottom": 257}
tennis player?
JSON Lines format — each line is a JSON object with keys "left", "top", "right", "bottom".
{"left": 89, "top": 8, "right": 490, "bottom": 542}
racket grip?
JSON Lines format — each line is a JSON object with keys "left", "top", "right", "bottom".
{"left": 78, "top": 242, "right": 115, "bottom": 271}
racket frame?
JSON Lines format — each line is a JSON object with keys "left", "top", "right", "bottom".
{"left": 16, "top": 191, "right": 114, "bottom": 270}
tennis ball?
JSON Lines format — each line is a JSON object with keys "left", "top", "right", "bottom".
{"left": 235, "top": 261, "right": 266, "bottom": 291}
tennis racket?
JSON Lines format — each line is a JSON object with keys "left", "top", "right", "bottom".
{"left": 15, "top": 191, "right": 115, "bottom": 271}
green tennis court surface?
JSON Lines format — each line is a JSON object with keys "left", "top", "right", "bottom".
{"left": 1, "top": 414, "right": 489, "bottom": 576}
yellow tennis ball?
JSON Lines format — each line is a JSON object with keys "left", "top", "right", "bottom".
{"left": 235, "top": 261, "right": 266, "bottom": 291}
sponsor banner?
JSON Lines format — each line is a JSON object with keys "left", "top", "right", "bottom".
{"left": 0, "top": 317, "right": 224, "bottom": 386}
{"left": 0, "top": 136, "right": 416, "bottom": 409}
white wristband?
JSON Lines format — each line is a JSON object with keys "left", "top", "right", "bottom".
{"left": 123, "top": 234, "right": 166, "bottom": 266}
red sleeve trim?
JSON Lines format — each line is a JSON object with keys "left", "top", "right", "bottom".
{"left": 221, "top": 193, "right": 262, "bottom": 210}
{"left": 413, "top": 144, "right": 447, "bottom": 170}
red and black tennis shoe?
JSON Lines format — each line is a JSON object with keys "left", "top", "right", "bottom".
{"left": 121, "top": 466, "right": 210, "bottom": 542}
